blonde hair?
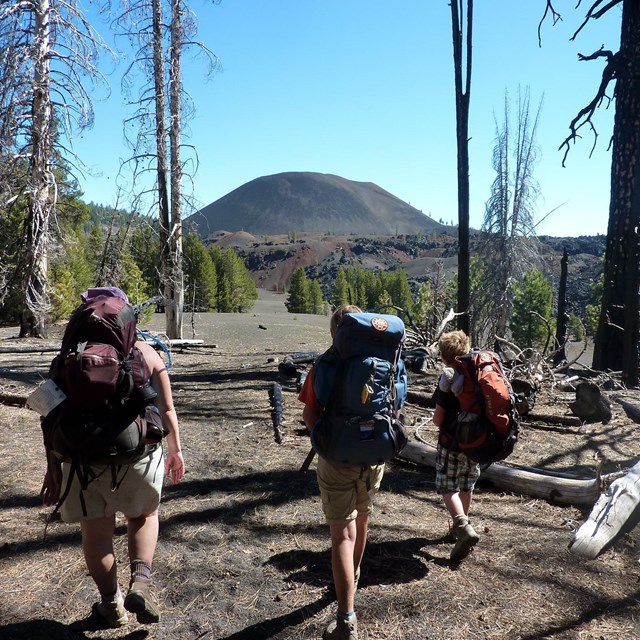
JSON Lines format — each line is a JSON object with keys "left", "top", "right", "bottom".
{"left": 330, "top": 304, "right": 362, "bottom": 337}
{"left": 438, "top": 330, "right": 470, "bottom": 365}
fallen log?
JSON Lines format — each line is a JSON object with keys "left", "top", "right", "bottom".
{"left": 0, "top": 393, "right": 27, "bottom": 407}
{"left": 406, "top": 390, "right": 435, "bottom": 408}
{"left": 0, "top": 345, "right": 60, "bottom": 353}
{"left": 397, "top": 439, "right": 600, "bottom": 507}
{"left": 569, "top": 460, "right": 640, "bottom": 559}
{"left": 522, "top": 413, "right": 582, "bottom": 427}
{"left": 268, "top": 382, "right": 284, "bottom": 444}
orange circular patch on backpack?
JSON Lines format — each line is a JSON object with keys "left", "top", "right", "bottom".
{"left": 371, "top": 317, "right": 389, "bottom": 332}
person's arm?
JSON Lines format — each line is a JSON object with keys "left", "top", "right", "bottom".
{"left": 298, "top": 368, "right": 322, "bottom": 433}
{"left": 302, "top": 402, "right": 321, "bottom": 432}
{"left": 137, "top": 341, "right": 185, "bottom": 484}
{"left": 433, "top": 403, "right": 447, "bottom": 428}
{"left": 40, "top": 445, "right": 62, "bottom": 506}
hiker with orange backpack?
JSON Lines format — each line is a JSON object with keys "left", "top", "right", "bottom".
{"left": 433, "top": 330, "right": 482, "bottom": 562}
{"left": 434, "top": 329, "right": 520, "bottom": 563}
{"left": 39, "top": 287, "right": 185, "bottom": 628}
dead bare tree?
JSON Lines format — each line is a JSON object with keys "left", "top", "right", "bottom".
{"left": 115, "top": 0, "right": 217, "bottom": 340}
{"left": 540, "top": 0, "right": 640, "bottom": 387}
{"left": 479, "top": 87, "right": 543, "bottom": 343}
{"left": 450, "top": 0, "right": 472, "bottom": 336}
{"left": 0, "top": 0, "right": 107, "bottom": 337}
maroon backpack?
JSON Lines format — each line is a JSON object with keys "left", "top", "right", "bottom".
{"left": 42, "top": 295, "right": 159, "bottom": 469}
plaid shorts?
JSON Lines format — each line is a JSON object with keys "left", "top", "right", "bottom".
{"left": 435, "top": 443, "right": 480, "bottom": 494}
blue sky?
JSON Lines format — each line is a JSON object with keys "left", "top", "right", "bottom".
{"left": 73, "top": 1, "right": 621, "bottom": 237}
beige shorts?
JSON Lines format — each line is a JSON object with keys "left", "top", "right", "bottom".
{"left": 60, "top": 446, "right": 165, "bottom": 522}
{"left": 316, "top": 455, "right": 385, "bottom": 525}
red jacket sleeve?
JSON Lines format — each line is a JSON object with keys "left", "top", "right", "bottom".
{"left": 298, "top": 367, "right": 321, "bottom": 414}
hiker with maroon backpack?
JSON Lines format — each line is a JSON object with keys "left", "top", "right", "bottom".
{"left": 298, "top": 304, "right": 408, "bottom": 640}
{"left": 39, "top": 287, "right": 185, "bottom": 628}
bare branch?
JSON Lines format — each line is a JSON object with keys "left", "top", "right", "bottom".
{"left": 571, "top": 0, "right": 623, "bottom": 41}
{"left": 559, "top": 48, "right": 617, "bottom": 166}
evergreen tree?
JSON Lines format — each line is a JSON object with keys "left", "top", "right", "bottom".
{"left": 217, "top": 273, "right": 232, "bottom": 312}
{"left": 209, "top": 245, "right": 257, "bottom": 313}
{"left": 129, "top": 222, "right": 161, "bottom": 295}
{"left": 223, "top": 248, "right": 258, "bottom": 312}
{"left": 116, "top": 246, "right": 150, "bottom": 307}
{"left": 362, "top": 270, "right": 382, "bottom": 309}
{"left": 285, "top": 267, "right": 311, "bottom": 313}
{"left": 183, "top": 233, "right": 217, "bottom": 311}
{"left": 375, "top": 290, "right": 394, "bottom": 315}
{"left": 412, "top": 281, "right": 434, "bottom": 331}
{"left": 510, "top": 270, "right": 553, "bottom": 349}
{"left": 332, "top": 267, "right": 349, "bottom": 308}
{"left": 309, "top": 279, "right": 325, "bottom": 314}
{"left": 387, "top": 268, "right": 413, "bottom": 312}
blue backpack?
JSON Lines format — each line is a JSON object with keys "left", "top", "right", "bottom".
{"left": 311, "top": 312, "right": 408, "bottom": 466}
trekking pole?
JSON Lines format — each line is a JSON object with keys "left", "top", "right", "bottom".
{"left": 299, "top": 447, "right": 316, "bottom": 472}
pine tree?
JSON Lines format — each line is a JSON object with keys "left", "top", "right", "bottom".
{"left": 332, "top": 267, "right": 349, "bottom": 308}
{"left": 388, "top": 269, "right": 413, "bottom": 312}
{"left": 183, "top": 233, "right": 217, "bottom": 311}
{"left": 510, "top": 270, "right": 553, "bottom": 349}
{"left": 285, "top": 267, "right": 310, "bottom": 313}
{"left": 309, "top": 279, "right": 325, "bottom": 314}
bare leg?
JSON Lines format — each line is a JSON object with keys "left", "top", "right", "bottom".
{"left": 353, "top": 514, "right": 369, "bottom": 574}
{"left": 442, "top": 491, "right": 465, "bottom": 520}
{"left": 124, "top": 510, "right": 161, "bottom": 623}
{"left": 127, "top": 510, "right": 159, "bottom": 568}
{"left": 329, "top": 520, "right": 357, "bottom": 613}
{"left": 80, "top": 515, "right": 118, "bottom": 597}
{"left": 459, "top": 490, "right": 473, "bottom": 516}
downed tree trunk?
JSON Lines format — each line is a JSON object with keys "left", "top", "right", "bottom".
{"left": 397, "top": 440, "right": 601, "bottom": 507}
{"left": 0, "top": 393, "right": 27, "bottom": 407}
{"left": 569, "top": 461, "right": 640, "bottom": 559}
{"left": 522, "top": 413, "right": 582, "bottom": 427}
{"left": 268, "top": 382, "right": 284, "bottom": 444}
{"left": 406, "top": 390, "right": 436, "bottom": 408}
{"left": 0, "top": 345, "right": 60, "bottom": 353}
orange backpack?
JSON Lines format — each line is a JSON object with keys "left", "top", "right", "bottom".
{"left": 453, "top": 350, "right": 520, "bottom": 464}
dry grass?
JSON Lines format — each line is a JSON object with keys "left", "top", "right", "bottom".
{"left": 1, "top": 295, "right": 639, "bottom": 639}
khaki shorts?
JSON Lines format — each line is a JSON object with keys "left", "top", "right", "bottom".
{"left": 316, "top": 455, "right": 385, "bottom": 524}
{"left": 60, "top": 446, "right": 164, "bottom": 522}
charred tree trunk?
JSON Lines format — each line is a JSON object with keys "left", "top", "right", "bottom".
{"left": 592, "top": 1, "right": 640, "bottom": 387}
{"left": 553, "top": 248, "right": 569, "bottom": 366}
{"left": 450, "top": 0, "right": 472, "bottom": 336}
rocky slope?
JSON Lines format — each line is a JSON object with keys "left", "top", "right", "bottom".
{"left": 211, "top": 230, "right": 605, "bottom": 316}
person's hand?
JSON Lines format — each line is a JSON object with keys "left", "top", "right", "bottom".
{"left": 165, "top": 451, "right": 185, "bottom": 484}
{"left": 40, "top": 463, "right": 62, "bottom": 506}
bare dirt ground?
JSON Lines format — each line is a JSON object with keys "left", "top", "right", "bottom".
{"left": 1, "top": 290, "right": 639, "bottom": 640}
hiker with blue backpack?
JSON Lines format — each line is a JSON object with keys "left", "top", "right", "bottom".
{"left": 298, "top": 304, "right": 408, "bottom": 640}
{"left": 38, "top": 287, "right": 185, "bottom": 628}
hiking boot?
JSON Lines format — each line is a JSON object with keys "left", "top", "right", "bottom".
{"left": 93, "top": 591, "right": 128, "bottom": 628}
{"left": 450, "top": 516, "right": 480, "bottom": 563}
{"left": 323, "top": 613, "right": 358, "bottom": 640}
{"left": 124, "top": 580, "right": 160, "bottom": 624}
